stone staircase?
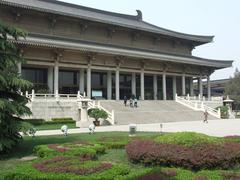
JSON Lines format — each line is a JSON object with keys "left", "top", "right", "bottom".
{"left": 99, "top": 100, "right": 217, "bottom": 125}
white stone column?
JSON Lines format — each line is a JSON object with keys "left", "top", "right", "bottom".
{"left": 207, "top": 75, "right": 211, "bottom": 101}
{"left": 131, "top": 73, "right": 136, "bottom": 96}
{"left": 199, "top": 75, "right": 203, "bottom": 99}
{"left": 17, "top": 62, "right": 21, "bottom": 75}
{"left": 87, "top": 65, "right": 91, "bottom": 98}
{"left": 54, "top": 61, "right": 59, "bottom": 95}
{"left": 172, "top": 76, "right": 176, "bottom": 100}
{"left": 190, "top": 77, "right": 194, "bottom": 96}
{"left": 79, "top": 69, "right": 85, "bottom": 94}
{"left": 162, "top": 73, "right": 166, "bottom": 100}
{"left": 48, "top": 67, "right": 54, "bottom": 93}
{"left": 107, "top": 71, "right": 112, "bottom": 100}
{"left": 140, "top": 70, "right": 144, "bottom": 100}
{"left": 153, "top": 74, "right": 158, "bottom": 100}
{"left": 182, "top": 74, "right": 186, "bottom": 95}
{"left": 115, "top": 67, "right": 120, "bottom": 100}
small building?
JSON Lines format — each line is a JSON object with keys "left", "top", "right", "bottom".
{"left": 0, "top": 0, "right": 233, "bottom": 101}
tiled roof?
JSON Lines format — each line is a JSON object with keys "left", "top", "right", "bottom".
{"left": 11, "top": 33, "right": 232, "bottom": 69}
{"left": 0, "top": 0, "right": 213, "bottom": 45}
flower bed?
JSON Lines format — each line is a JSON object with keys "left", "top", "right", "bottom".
{"left": 126, "top": 139, "right": 240, "bottom": 170}
{"left": 33, "top": 156, "right": 112, "bottom": 175}
{"left": 34, "top": 141, "right": 105, "bottom": 158}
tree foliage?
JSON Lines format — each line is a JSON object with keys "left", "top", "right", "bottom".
{"left": 225, "top": 69, "right": 240, "bottom": 109}
{"left": 88, "top": 108, "right": 108, "bottom": 121}
{"left": 0, "top": 21, "right": 32, "bottom": 153}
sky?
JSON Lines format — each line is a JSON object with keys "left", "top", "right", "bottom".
{"left": 60, "top": 0, "right": 240, "bottom": 80}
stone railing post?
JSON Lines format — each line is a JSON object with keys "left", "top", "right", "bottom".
{"left": 175, "top": 93, "right": 178, "bottom": 101}
{"left": 111, "top": 110, "right": 115, "bottom": 125}
{"left": 187, "top": 93, "right": 190, "bottom": 101}
{"left": 31, "top": 89, "right": 35, "bottom": 102}
{"left": 198, "top": 94, "right": 201, "bottom": 101}
{"left": 77, "top": 91, "right": 81, "bottom": 100}
{"left": 55, "top": 90, "right": 59, "bottom": 101}
{"left": 97, "top": 101, "right": 101, "bottom": 108}
{"left": 218, "top": 108, "right": 221, "bottom": 118}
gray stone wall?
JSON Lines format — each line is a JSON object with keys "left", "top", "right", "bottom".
{"left": 30, "top": 101, "right": 79, "bottom": 121}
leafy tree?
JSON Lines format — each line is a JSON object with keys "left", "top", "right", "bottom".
{"left": 88, "top": 108, "right": 108, "bottom": 125}
{"left": 225, "top": 68, "right": 240, "bottom": 109}
{"left": 0, "top": 21, "right": 32, "bottom": 153}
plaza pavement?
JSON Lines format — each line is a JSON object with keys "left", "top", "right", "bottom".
{"left": 34, "top": 119, "right": 240, "bottom": 137}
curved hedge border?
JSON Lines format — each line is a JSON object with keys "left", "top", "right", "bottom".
{"left": 126, "top": 140, "right": 240, "bottom": 170}
{"left": 34, "top": 141, "right": 105, "bottom": 158}
{"left": 4, "top": 161, "right": 152, "bottom": 180}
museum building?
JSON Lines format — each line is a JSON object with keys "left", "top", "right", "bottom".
{"left": 0, "top": 0, "right": 233, "bottom": 100}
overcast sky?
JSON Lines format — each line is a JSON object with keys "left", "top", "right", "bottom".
{"left": 60, "top": 0, "right": 240, "bottom": 80}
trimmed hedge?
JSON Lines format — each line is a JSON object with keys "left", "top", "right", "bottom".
{"left": 154, "top": 132, "right": 223, "bottom": 147}
{"left": 4, "top": 161, "right": 152, "bottom": 180}
{"left": 22, "top": 119, "right": 45, "bottom": 125}
{"left": 23, "top": 118, "right": 75, "bottom": 126}
{"left": 51, "top": 117, "right": 74, "bottom": 123}
{"left": 34, "top": 141, "right": 105, "bottom": 158}
{"left": 126, "top": 139, "right": 240, "bottom": 170}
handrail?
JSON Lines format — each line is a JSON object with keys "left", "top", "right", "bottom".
{"left": 176, "top": 94, "right": 221, "bottom": 118}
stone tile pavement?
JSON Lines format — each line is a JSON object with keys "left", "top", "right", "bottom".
{"left": 35, "top": 119, "right": 240, "bottom": 137}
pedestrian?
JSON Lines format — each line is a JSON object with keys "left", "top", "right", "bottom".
{"left": 203, "top": 109, "right": 209, "bottom": 123}
{"left": 124, "top": 95, "right": 127, "bottom": 106}
{"left": 130, "top": 98, "right": 133, "bottom": 108}
{"left": 134, "top": 97, "right": 138, "bottom": 108}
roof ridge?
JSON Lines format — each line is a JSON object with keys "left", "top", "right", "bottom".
{"left": 142, "top": 21, "right": 214, "bottom": 40}
{"left": 38, "top": 0, "right": 139, "bottom": 21}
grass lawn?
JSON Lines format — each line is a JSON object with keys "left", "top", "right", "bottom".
{"left": 0, "top": 132, "right": 157, "bottom": 180}
{"left": 2, "top": 132, "right": 240, "bottom": 179}
{"left": 33, "top": 122, "right": 77, "bottom": 130}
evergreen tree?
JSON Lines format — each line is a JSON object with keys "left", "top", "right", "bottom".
{"left": 225, "top": 68, "right": 240, "bottom": 109}
{"left": 0, "top": 22, "right": 32, "bottom": 153}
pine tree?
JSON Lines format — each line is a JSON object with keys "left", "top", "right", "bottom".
{"left": 225, "top": 68, "right": 240, "bottom": 109}
{"left": 0, "top": 21, "right": 32, "bottom": 153}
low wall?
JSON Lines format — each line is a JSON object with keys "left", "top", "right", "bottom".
{"left": 28, "top": 101, "right": 79, "bottom": 121}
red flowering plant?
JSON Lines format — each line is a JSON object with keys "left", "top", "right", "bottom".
{"left": 126, "top": 139, "right": 240, "bottom": 170}
{"left": 33, "top": 156, "right": 112, "bottom": 175}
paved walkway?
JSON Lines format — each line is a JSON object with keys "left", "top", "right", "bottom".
{"left": 35, "top": 119, "right": 240, "bottom": 137}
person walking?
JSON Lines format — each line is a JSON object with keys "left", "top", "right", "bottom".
{"left": 124, "top": 95, "right": 127, "bottom": 107}
{"left": 134, "top": 97, "right": 138, "bottom": 108}
{"left": 203, "top": 109, "right": 209, "bottom": 123}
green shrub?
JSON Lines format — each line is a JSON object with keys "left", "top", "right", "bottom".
{"left": 154, "top": 132, "right": 223, "bottom": 147}
{"left": 4, "top": 162, "right": 151, "bottom": 180}
{"left": 22, "top": 119, "right": 45, "bottom": 125}
{"left": 88, "top": 108, "right": 108, "bottom": 121}
{"left": 51, "top": 117, "right": 74, "bottom": 122}
{"left": 216, "top": 106, "right": 229, "bottom": 119}
{"left": 34, "top": 142, "right": 105, "bottom": 158}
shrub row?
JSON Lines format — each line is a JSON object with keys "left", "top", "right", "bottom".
{"left": 22, "top": 119, "right": 45, "bottom": 125}
{"left": 126, "top": 140, "right": 240, "bottom": 170}
{"left": 23, "top": 118, "right": 75, "bottom": 126}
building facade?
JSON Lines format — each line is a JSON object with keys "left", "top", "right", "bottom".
{"left": 0, "top": 0, "right": 233, "bottom": 101}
